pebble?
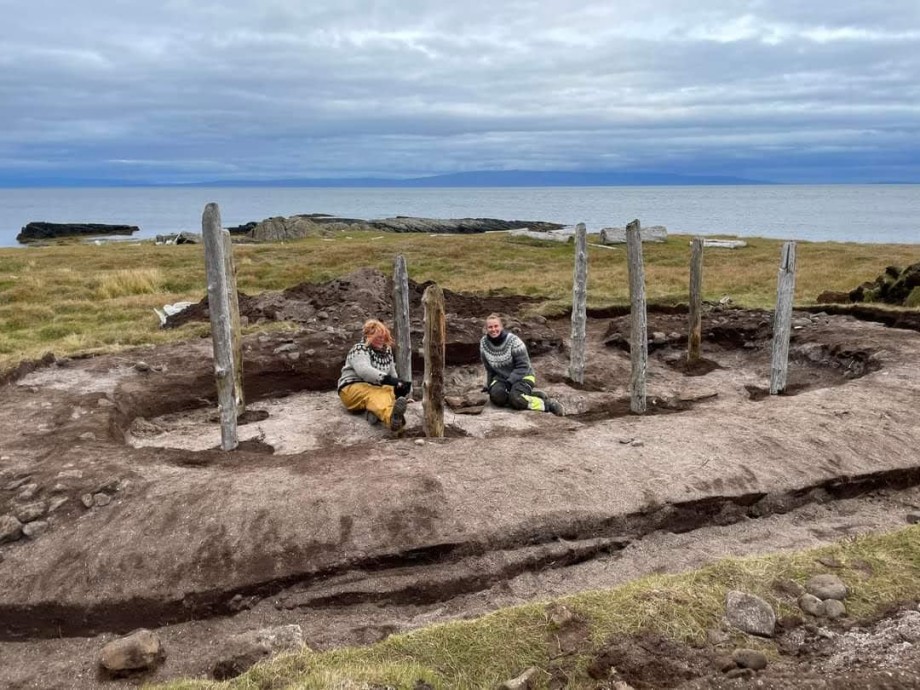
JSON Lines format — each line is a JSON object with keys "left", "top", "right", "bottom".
{"left": 80, "top": 493, "right": 95, "bottom": 508}
{"left": 22, "top": 520, "right": 49, "bottom": 538}
{"left": 824, "top": 599, "right": 847, "bottom": 619}
{"left": 414, "top": 439, "right": 426, "bottom": 446}
{"left": 907, "top": 512, "right": 920, "bottom": 525}
{"left": 93, "top": 493, "right": 112, "bottom": 507}
{"left": 4, "top": 476, "right": 31, "bottom": 491}
{"left": 49, "top": 497, "right": 69, "bottom": 512}
{"left": 134, "top": 361, "right": 150, "bottom": 372}
{"left": 732, "top": 648, "right": 768, "bottom": 670}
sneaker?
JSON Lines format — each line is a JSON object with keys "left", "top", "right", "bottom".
{"left": 365, "top": 410, "right": 380, "bottom": 426}
{"left": 390, "top": 396, "right": 408, "bottom": 431}
{"left": 546, "top": 399, "right": 566, "bottom": 417}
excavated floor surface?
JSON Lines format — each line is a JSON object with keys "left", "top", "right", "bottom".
{"left": 1, "top": 271, "right": 919, "bottom": 688}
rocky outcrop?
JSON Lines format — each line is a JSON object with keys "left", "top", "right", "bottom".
{"left": 834, "top": 262, "right": 920, "bottom": 307}
{"left": 246, "top": 214, "right": 565, "bottom": 241}
{"left": 17, "top": 222, "right": 139, "bottom": 244}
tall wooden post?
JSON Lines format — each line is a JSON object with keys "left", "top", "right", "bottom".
{"left": 626, "top": 219, "right": 647, "bottom": 413}
{"left": 569, "top": 223, "right": 588, "bottom": 384}
{"left": 422, "top": 283, "right": 446, "bottom": 437}
{"left": 393, "top": 254, "right": 412, "bottom": 382}
{"left": 688, "top": 237, "right": 704, "bottom": 363}
{"left": 770, "top": 241, "right": 797, "bottom": 395}
{"left": 202, "top": 203, "right": 242, "bottom": 450}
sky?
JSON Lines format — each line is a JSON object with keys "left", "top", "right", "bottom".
{"left": 1, "top": 0, "right": 919, "bottom": 185}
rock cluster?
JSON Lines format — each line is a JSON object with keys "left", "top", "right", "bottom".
{"left": 818, "top": 262, "right": 920, "bottom": 307}
{"left": 16, "top": 222, "right": 139, "bottom": 243}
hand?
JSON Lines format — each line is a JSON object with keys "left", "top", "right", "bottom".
{"left": 480, "top": 386, "right": 490, "bottom": 393}
{"left": 395, "top": 380, "right": 412, "bottom": 398}
{"left": 381, "top": 374, "right": 399, "bottom": 387}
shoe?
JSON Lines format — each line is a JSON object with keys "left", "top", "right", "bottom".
{"left": 390, "top": 396, "right": 408, "bottom": 431}
{"left": 546, "top": 399, "right": 566, "bottom": 416}
{"left": 365, "top": 411, "right": 380, "bottom": 426}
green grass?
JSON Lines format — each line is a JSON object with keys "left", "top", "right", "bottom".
{"left": 150, "top": 527, "right": 920, "bottom": 690}
{"left": 1, "top": 231, "right": 918, "bottom": 372}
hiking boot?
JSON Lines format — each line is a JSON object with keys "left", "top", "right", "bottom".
{"left": 365, "top": 410, "right": 380, "bottom": 426}
{"left": 390, "top": 396, "right": 408, "bottom": 431}
{"left": 546, "top": 399, "right": 566, "bottom": 416}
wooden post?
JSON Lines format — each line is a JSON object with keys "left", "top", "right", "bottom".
{"left": 569, "top": 222, "right": 588, "bottom": 384}
{"left": 626, "top": 219, "right": 647, "bottom": 413}
{"left": 422, "top": 284, "right": 446, "bottom": 437}
{"left": 393, "top": 254, "right": 412, "bottom": 382}
{"left": 688, "top": 237, "right": 704, "bottom": 363}
{"left": 223, "top": 229, "right": 245, "bottom": 414}
{"left": 202, "top": 203, "right": 241, "bottom": 450}
{"left": 770, "top": 241, "right": 797, "bottom": 395}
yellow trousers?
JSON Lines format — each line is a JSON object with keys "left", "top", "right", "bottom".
{"left": 338, "top": 383, "right": 396, "bottom": 426}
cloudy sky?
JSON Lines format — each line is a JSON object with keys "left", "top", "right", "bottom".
{"left": 2, "top": 0, "right": 919, "bottom": 185}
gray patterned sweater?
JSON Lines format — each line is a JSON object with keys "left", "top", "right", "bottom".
{"left": 337, "top": 342, "right": 397, "bottom": 391}
{"left": 479, "top": 331, "right": 533, "bottom": 387}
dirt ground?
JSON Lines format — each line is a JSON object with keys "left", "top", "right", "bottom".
{"left": 1, "top": 268, "right": 919, "bottom": 689}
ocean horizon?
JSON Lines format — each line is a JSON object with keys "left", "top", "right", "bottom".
{"left": 1, "top": 184, "right": 918, "bottom": 247}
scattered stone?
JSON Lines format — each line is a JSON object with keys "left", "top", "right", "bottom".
{"left": 414, "top": 439, "right": 426, "bottom": 446}
{"left": 806, "top": 574, "right": 848, "bottom": 601}
{"left": 49, "top": 497, "right": 69, "bottom": 512}
{"left": 305, "top": 348, "right": 316, "bottom": 356}
{"left": 15, "top": 501, "right": 47, "bottom": 523}
{"left": 907, "top": 512, "right": 920, "bottom": 524}
{"left": 630, "top": 440, "right": 645, "bottom": 447}
{"left": 775, "top": 578, "right": 805, "bottom": 598}
{"left": 273, "top": 343, "right": 298, "bottom": 354}
{"left": 93, "top": 493, "right": 112, "bottom": 507}
{"left": 317, "top": 311, "right": 329, "bottom": 319}
{"left": 725, "top": 667, "right": 754, "bottom": 680}
{"left": 95, "top": 478, "right": 121, "bottom": 494}
{"left": 707, "top": 628, "right": 731, "bottom": 646}
{"left": 81, "top": 493, "right": 95, "bottom": 508}
{"left": 212, "top": 625, "right": 306, "bottom": 680}
{"left": 498, "top": 666, "right": 539, "bottom": 690}
{"left": 50, "top": 483, "right": 69, "bottom": 493}
{"left": 287, "top": 351, "right": 301, "bottom": 361}
{"left": 97, "top": 397, "right": 116, "bottom": 408}
{"left": 823, "top": 599, "right": 847, "bottom": 619}
{"left": 798, "top": 593, "right": 825, "bottom": 617}
{"left": 817, "top": 555, "right": 844, "bottom": 568}
{"left": 16, "top": 483, "right": 39, "bottom": 501}
{"left": 56, "top": 469, "right": 83, "bottom": 479}
{"left": 0, "top": 514, "right": 24, "bottom": 544}
{"left": 715, "top": 654, "right": 736, "bottom": 673}
{"left": 732, "top": 648, "right": 768, "bottom": 670}
{"left": 23, "top": 520, "right": 49, "bottom": 538}
{"left": 79, "top": 432, "right": 97, "bottom": 441}
{"left": 792, "top": 317, "right": 812, "bottom": 328}
{"left": 99, "top": 629, "right": 164, "bottom": 673}
{"left": 134, "top": 361, "right": 150, "bottom": 372}
{"left": 4, "top": 476, "right": 31, "bottom": 491}
{"left": 725, "top": 590, "right": 776, "bottom": 637}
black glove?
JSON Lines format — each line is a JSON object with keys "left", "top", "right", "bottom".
{"left": 395, "top": 380, "right": 412, "bottom": 398}
{"left": 480, "top": 386, "right": 489, "bottom": 393}
{"left": 381, "top": 374, "right": 399, "bottom": 387}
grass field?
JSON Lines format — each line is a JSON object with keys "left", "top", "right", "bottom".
{"left": 2, "top": 231, "right": 918, "bottom": 373}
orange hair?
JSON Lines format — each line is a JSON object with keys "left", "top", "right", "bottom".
{"left": 362, "top": 319, "right": 394, "bottom": 347}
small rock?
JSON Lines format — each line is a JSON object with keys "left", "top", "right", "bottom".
{"left": 79, "top": 432, "right": 97, "bottom": 441}
{"left": 0, "top": 514, "right": 24, "bottom": 544}
{"left": 15, "top": 501, "right": 47, "bottom": 523}
{"left": 725, "top": 667, "right": 754, "bottom": 680}
{"left": 99, "top": 629, "right": 164, "bottom": 672}
{"left": 287, "top": 351, "right": 301, "bottom": 361}
{"left": 707, "top": 628, "right": 731, "bottom": 646}
{"left": 93, "top": 493, "right": 112, "bottom": 507}
{"left": 732, "top": 648, "right": 768, "bottom": 670}
{"left": 725, "top": 590, "right": 776, "bottom": 637}
{"left": 4, "top": 476, "right": 31, "bottom": 491}
{"left": 499, "top": 666, "right": 539, "bottom": 690}
{"left": 23, "top": 520, "right": 49, "bottom": 538}
{"left": 630, "top": 440, "right": 644, "bottom": 447}
{"left": 81, "top": 493, "right": 95, "bottom": 508}
{"left": 775, "top": 579, "right": 805, "bottom": 598}
{"left": 907, "top": 512, "right": 920, "bottom": 524}
{"left": 16, "top": 483, "right": 39, "bottom": 501}
{"left": 50, "top": 483, "right": 69, "bottom": 493}
{"left": 414, "top": 439, "right": 425, "bottom": 446}
{"left": 97, "top": 397, "right": 116, "bottom": 408}
{"left": 719, "top": 295, "right": 733, "bottom": 305}
{"left": 715, "top": 654, "right": 736, "bottom": 673}
{"left": 792, "top": 317, "right": 812, "bottom": 328}
{"left": 317, "top": 311, "right": 329, "bottom": 319}
{"left": 212, "top": 625, "right": 305, "bottom": 680}
{"left": 49, "top": 497, "right": 69, "bottom": 512}
{"left": 56, "top": 470, "right": 83, "bottom": 479}
{"left": 823, "top": 599, "right": 847, "bottom": 619}
{"left": 806, "top": 574, "right": 848, "bottom": 601}
{"left": 273, "top": 343, "right": 298, "bottom": 354}
{"left": 134, "top": 361, "right": 150, "bottom": 372}
{"left": 798, "top": 594, "right": 824, "bottom": 617}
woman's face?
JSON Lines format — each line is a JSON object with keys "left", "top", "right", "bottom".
{"left": 367, "top": 331, "right": 388, "bottom": 349}
{"left": 485, "top": 318, "right": 502, "bottom": 337}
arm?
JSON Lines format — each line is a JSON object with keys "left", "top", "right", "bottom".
{"left": 507, "top": 336, "right": 533, "bottom": 384}
{"left": 347, "top": 345, "right": 387, "bottom": 384}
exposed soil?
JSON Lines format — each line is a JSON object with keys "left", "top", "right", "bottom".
{"left": 1, "top": 269, "right": 920, "bottom": 688}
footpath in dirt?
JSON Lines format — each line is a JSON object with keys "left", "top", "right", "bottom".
{"left": 1, "top": 268, "right": 919, "bottom": 689}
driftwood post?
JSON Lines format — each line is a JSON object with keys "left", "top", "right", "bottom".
{"left": 626, "top": 219, "right": 648, "bottom": 413}
{"left": 202, "top": 202, "right": 242, "bottom": 450}
{"left": 569, "top": 223, "right": 588, "bottom": 383}
{"left": 393, "top": 254, "right": 412, "bottom": 382}
{"left": 422, "top": 283, "right": 446, "bottom": 437}
{"left": 688, "top": 237, "right": 704, "bottom": 363}
{"left": 770, "top": 241, "right": 797, "bottom": 395}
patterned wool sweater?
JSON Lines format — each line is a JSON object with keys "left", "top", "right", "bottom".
{"left": 337, "top": 342, "right": 397, "bottom": 391}
{"left": 479, "top": 331, "right": 533, "bottom": 386}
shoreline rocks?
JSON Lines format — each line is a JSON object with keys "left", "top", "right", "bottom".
{"left": 17, "top": 222, "right": 139, "bottom": 244}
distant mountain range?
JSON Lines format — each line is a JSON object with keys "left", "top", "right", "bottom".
{"left": 181, "top": 170, "right": 769, "bottom": 188}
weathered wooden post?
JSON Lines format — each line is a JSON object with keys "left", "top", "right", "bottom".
{"left": 569, "top": 222, "right": 588, "bottom": 384}
{"left": 202, "top": 202, "right": 242, "bottom": 450}
{"left": 688, "top": 237, "right": 704, "bottom": 363}
{"left": 393, "top": 254, "right": 412, "bottom": 382}
{"left": 770, "top": 241, "right": 797, "bottom": 395}
{"left": 422, "top": 283, "right": 446, "bottom": 437}
{"left": 626, "top": 219, "right": 647, "bottom": 413}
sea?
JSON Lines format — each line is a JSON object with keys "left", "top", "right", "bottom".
{"left": 0, "top": 184, "right": 918, "bottom": 248}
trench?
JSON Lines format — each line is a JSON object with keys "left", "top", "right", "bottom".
{"left": 3, "top": 464, "right": 920, "bottom": 641}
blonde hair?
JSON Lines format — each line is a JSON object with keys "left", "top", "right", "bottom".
{"left": 485, "top": 313, "right": 503, "bottom": 325}
{"left": 363, "top": 319, "right": 394, "bottom": 347}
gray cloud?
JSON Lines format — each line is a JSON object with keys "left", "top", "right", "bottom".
{"left": 1, "top": 0, "right": 918, "bottom": 183}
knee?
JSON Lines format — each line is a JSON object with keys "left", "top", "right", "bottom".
{"left": 489, "top": 386, "right": 509, "bottom": 407}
